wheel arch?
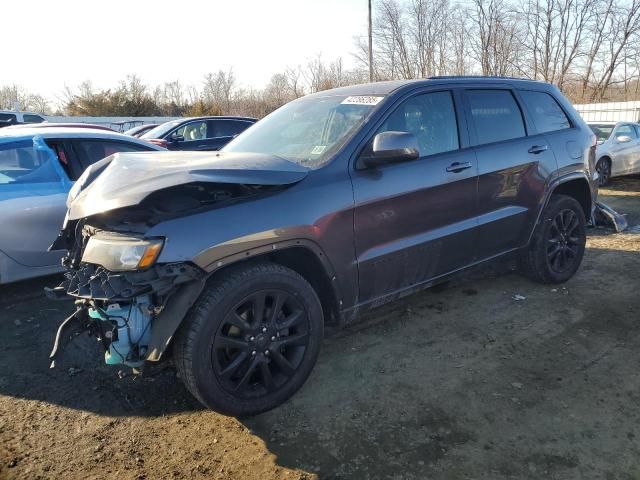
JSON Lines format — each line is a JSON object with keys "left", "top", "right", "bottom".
{"left": 204, "top": 242, "right": 341, "bottom": 326}
{"left": 550, "top": 177, "right": 593, "bottom": 219}
{"left": 526, "top": 174, "right": 593, "bottom": 247}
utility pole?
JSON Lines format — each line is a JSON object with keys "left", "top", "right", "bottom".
{"left": 368, "top": 0, "right": 374, "bottom": 82}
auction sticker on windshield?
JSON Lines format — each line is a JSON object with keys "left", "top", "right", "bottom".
{"left": 341, "top": 96, "right": 384, "bottom": 106}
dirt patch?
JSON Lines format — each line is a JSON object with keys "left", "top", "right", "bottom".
{"left": 1, "top": 177, "right": 640, "bottom": 480}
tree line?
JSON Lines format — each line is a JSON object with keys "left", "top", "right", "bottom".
{"left": 2, "top": 0, "right": 639, "bottom": 118}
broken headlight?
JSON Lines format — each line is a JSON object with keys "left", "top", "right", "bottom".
{"left": 81, "top": 232, "right": 164, "bottom": 272}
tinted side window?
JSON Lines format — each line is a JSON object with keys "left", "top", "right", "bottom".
{"left": 635, "top": 125, "right": 640, "bottom": 137}
{"left": 0, "top": 113, "right": 17, "bottom": 125}
{"left": 466, "top": 90, "right": 526, "bottom": 145}
{"left": 616, "top": 124, "right": 638, "bottom": 139}
{"left": 210, "top": 120, "right": 251, "bottom": 138}
{"left": 23, "top": 114, "right": 45, "bottom": 123}
{"left": 175, "top": 121, "right": 207, "bottom": 141}
{"left": 376, "top": 91, "right": 459, "bottom": 157}
{"left": 519, "top": 91, "right": 570, "bottom": 133}
{"left": 74, "top": 141, "right": 151, "bottom": 170}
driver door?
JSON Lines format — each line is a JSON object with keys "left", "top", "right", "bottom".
{"left": 351, "top": 89, "right": 478, "bottom": 303}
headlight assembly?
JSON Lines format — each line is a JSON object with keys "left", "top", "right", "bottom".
{"left": 81, "top": 233, "right": 164, "bottom": 271}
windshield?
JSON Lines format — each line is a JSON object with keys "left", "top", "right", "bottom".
{"left": 223, "top": 94, "right": 385, "bottom": 168}
{"left": 590, "top": 124, "right": 614, "bottom": 142}
{"left": 141, "top": 119, "right": 183, "bottom": 139}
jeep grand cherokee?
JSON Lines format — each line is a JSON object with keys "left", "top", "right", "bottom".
{"left": 48, "top": 77, "right": 598, "bottom": 416}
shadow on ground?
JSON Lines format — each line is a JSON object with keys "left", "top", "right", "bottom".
{"left": 1, "top": 220, "right": 639, "bottom": 479}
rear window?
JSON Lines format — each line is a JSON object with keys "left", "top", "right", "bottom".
{"left": 466, "top": 90, "right": 526, "bottom": 145}
{"left": 590, "top": 124, "right": 614, "bottom": 142}
{"left": 74, "top": 140, "right": 152, "bottom": 170}
{"left": 519, "top": 91, "right": 571, "bottom": 133}
{"left": 209, "top": 120, "right": 252, "bottom": 138}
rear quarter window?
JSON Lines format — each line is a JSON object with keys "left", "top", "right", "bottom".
{"left": 23, "top": 114, "right": 45, "bottom": 123}
{"left": 519, "top": 91, "right": 571, "bottom": 133}
{"left": 466, "top": 90, "right": 526, "bottom": 145}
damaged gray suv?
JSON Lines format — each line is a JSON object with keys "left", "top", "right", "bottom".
{"left": 49, "top": 77, "right": 598, "bottom": 416}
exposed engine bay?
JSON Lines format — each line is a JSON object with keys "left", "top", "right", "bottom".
{"left": 48, "top": 182, "right": 283, "bottom": 369}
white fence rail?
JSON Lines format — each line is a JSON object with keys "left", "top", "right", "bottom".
{"left": 45, "top": 116, "right": 181, "bottom": 132}
{"left": 574, "top": 101, "right": 640, "bottom": 123}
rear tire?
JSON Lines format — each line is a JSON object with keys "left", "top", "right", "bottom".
{"left": 521, "top": 195, "right": 586, "bottom": 284}
{"left": 174, "top": 262, "right": 324, "bottom": 416}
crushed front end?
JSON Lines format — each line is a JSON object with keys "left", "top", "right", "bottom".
{"left": 48, "top": 222, "right": 205, "bottom": 369}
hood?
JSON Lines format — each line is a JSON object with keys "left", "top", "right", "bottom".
{"left": 67, "top": 150, "right": 309, "bottom": 220}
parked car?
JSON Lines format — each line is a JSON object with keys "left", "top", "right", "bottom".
{"left": 49, "top": 77, "right": 597, "bottom": 416}
{"left": 141, "top": 116, "right": 256, "bottom": 150}
{"left": 0, "top": 110, "right": 46, "bottom": 128}
{"left": 124, "top": 124, "right": 158, "bottom": 137}
{"left": 589, "top": 121, "right": 640, "bottom": 186}
{"left": 0, "top": 127, "right": 163, "bottom": 284}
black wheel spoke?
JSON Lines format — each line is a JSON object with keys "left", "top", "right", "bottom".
{"left": 276, "top": 331, "right": 309, "bottom": 348}
{"left": 219, "top": 351, "right": 249, "bottom": 378}
{"left": 270, "top": 349, "right": 296, "bottom": 377}
{"left": 259, "top": 361, "right": 274, "bottom": 391}
{"left": 278, "top": 309, "right": 304, "bottom": 330}
{"left": 233, "top": 358, "right": 258, "bottom": 392}
{"left": 216, "top": 335, "right": 250, "bottom": 351}
{"left": 268, "top": 293, "right": 285, "bottom": 326}
{"left": 227, "top": 312, "right": 251, "bottom": 331}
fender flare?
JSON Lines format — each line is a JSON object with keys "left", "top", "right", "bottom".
{"left": 526, "top": 172, "right": 593, "bottom": 245}
{"left": 146, "top": 239, "right": 341, "bottom": 361}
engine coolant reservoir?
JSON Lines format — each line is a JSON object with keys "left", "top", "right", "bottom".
{"left": 88, "top": 296, "right": 153, "bottom": 367}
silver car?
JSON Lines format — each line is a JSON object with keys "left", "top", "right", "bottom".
{"left": 590, "top": 122, "right": 640, "bottom": 186}
{"left": 0, "top": 127, "right": 163, "bottom": 284}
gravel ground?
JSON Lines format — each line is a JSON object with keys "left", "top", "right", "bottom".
{"left": 1, "top": 176, "right": 639, "bottom": 480}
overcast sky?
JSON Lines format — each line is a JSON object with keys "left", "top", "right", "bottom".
{"left": 3, "top": 0, "right": 368, "bottom": 99}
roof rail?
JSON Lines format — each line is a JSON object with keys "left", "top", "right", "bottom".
{"left": 428, "top": 75, "right": 535, "bottom": 81}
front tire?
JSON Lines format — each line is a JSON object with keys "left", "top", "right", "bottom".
{"left": 521, "top": 195, "right": 586, "bottom": 284}
{"left": 174, "top": 262, "right": 324, "bottom": 416}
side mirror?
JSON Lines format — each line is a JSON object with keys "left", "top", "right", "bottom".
{"left": 169, "top": 134, "right": 184, "bottom": 143}
{"left": 616, "top": 135, "right": 632, "bottom": 143}
{"left": 361, "top": 131, "right": 420, "bottom": 169}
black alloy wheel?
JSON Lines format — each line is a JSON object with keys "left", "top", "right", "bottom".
{"left": 546, "top": 208, "right": 583, "bottom": 274}
{"left": 174, "top": 262, "right": 323, "bottom": 416}
{"left": 212, "top": 289, "right": 310, "bottom": 398}
{"left": 520, "top": 194, "right": 586, "bottom": 284}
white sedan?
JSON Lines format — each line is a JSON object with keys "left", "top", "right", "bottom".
{"left": 590, "top": 122, "right": 640, "bottom": 186}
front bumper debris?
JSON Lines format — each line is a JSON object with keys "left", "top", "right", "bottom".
{"left": 48, "top": 261, "right": 206, "bottom": 368}
{"left": 592, "top": 201, "right": 628, "bottom": 233}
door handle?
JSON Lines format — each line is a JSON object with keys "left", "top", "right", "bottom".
{"left": 528, "top": 145, "right": 548, "bottom": 154}
{"left": 446, "top": 161, "right": 473, "bottom": 173}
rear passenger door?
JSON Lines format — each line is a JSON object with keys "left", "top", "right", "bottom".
{"left": 463, "top": 88, "right": 557, "bottom": 260}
